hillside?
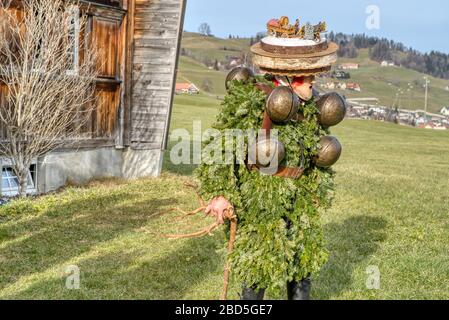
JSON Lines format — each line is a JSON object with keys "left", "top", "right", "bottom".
{"left": 177, "top": 56, "right": 226, "bottom": 96}
{"left": 326, "top": 49, "right": 449, "bottom": 113}
{"left": 176, "top": 33, "right": 449, "bottom": 114}
{"left": 180, "top": 32, "right": 250, "bottom": 65}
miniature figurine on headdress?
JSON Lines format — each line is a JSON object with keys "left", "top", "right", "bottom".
{"left": 267, "top": 16, "right": 327, "bottom": 42}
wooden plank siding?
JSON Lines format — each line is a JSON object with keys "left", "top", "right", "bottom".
{"left": 130, "top": 0, "right": 186, "bottom": 150}
{"left": 88, "top": 5, "right": 126, "bottom": 140}
{"left": 0, "top": 1, "right": 126, "bottom": 144}
{"left": 90, "top": 14, "right": 124, "bottom": 139}
{"left": 92, "top": 17, "right": 119, "bottom": 78}
{"left": 0, "top": 0, "right": 187, "bottom": 151}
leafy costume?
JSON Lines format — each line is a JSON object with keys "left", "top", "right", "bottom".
{"left": 195, "top": 78, "right": 335, "bottom": 296}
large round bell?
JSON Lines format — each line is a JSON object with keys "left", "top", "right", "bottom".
{"left": 248, "top": 137, "right": 286, "bottom": 168}
{"left": 314, "top": 136, "right": 342, "bottom": 168}
{"left": 225, "top": 67, "right": 255, "bottom": 90}
{"left": 265, "top": 86, "right": 300, "bottom": 123}
{"left": 316, "top": 92, "right": 347, "bottom": 127}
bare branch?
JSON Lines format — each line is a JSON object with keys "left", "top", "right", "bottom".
{"left": 0, "top": 0, "right": 99, "bottom": 196}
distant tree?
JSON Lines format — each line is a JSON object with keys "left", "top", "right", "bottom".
{"left": 328, "top": 32, "right": 449, "bottom": 79}
{"left": 201, "top": 78, "right": 213, "bottom": 93}
{"left": 338, "top": 42, "right": 358, "bottom": 59}
{"left": 370, "top": 41, "right": 393, "bottom": 62}
{"left": 255, "top": 32, "right": 266, "bottom": 41}
{"left": 198, "top": 23, "right": 212, "bottom": 36}
{"left": 201, "top": 57, "right": 213, "bottom": 68}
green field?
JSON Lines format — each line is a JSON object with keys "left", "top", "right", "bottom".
{"left": 327, "top": 49, "right": 449, "bottom": 113}
{"left": 0, "top": 33, "right": 448, "bottom": 300}
{"left": 181, "top": 32, "right": 250, "bottom": 65}
{"left": 177, "top": 56, "right": 227, "bottom": 97}
{"left": 1, "top": 90, "right": 448, "bottom": 299}
{"left": 178, "top": 33, "right": 449, "bottom": 113}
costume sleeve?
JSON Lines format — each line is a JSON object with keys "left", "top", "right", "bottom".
{"left": 195, "top": 155, "right": 242, "bottom": 207}
{"left": 194, "top": 81, "right": 267, "bottom": 207}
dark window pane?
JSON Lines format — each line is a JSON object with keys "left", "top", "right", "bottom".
{"left": 3, "top": 168, "right": 13, "bottom": 178}
{"left": 27, "top": 174, "right": 35, "bottom": 188}
{"left": 9, "top": 177, "right": 19, "bottom": 188}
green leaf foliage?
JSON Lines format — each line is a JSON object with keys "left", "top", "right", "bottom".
{"left": 195, "top": 79, "right": 335, "bottom": 296}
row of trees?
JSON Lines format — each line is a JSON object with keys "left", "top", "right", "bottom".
{"left": 328, "top": 32, "right": 449, "bottom": 79}
{"left": 195, "top": 26, "right": 449, "bottom": 80}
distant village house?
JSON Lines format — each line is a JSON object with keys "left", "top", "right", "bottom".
{"left": 332, "top": 71, "right": 350, "bottom": 79}
{"left": 321, "top": 82, "right": 336, "bottom": 90}
{"left": 175, "top": 83, "right": 200, "bottom": 95}
{"left": 320, "top": 81, "right": 361, "bottom": 92}
{"left": 338, "top": 63, "right": 359, "bottom": 70}
{"left": 228, "top": 57, "right": 243, "bottom": 69}
{"left": 381, "top": 60, "right": 395, "bottom": 67}
{"left": 346, "top": 82, "right": 361, "bottom": 92}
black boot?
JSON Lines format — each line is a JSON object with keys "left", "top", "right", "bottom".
{"left": 241, "top": 285, "right": 265, "bottom": 300}
{"left": 287, "top": 277, "right": 312, "bottom": 300}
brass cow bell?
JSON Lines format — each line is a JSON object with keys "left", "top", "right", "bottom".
{"left": 314, "top": 135, "right": 342, "bottom": 168}
{"left": 266, "top": 86, "right": 300, "bottom": 123}
{"left": 225, "top": 67, "right": 255, "bottom": 90}
{"left": 248, "top": 138, "right": 286, "bottom": 168}
{"left": 316, "top": 92, "right": 347, "bottom": 127}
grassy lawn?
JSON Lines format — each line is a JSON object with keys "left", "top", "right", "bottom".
{"left": 0, "top": 176, "right": 227, "bottom": 299}
{"left": 1, "top": 95, "right": 448, "bottom": 299}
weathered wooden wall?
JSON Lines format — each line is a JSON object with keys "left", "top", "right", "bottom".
{"left": 89, "top": 9, "right": 125, "bottom": 139}
{"left": 0, "top": 0, "right": 187, "bottom": 150}
{"left": 130, "top": 0, "right": 186, "bottom": 150}
{"left": 0, "top": 1, "right": 128, "bottom": 142}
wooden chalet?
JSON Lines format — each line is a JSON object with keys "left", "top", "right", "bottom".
{"left": 0, "top": 0, "right": 187, "bottom": 195}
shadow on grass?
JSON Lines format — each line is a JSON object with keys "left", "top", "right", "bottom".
{"left": 0, "top": 191, "right": 180, "bottom": 292}
{"left": 162, "top": 141, "right": 199, "bottom": 176}
{"left": 313, "top": 215, "right": 387, "bottom": 299}
{"left": 163, "top": 158, "right": 198, "bottom": 176}
{"left": 2, "top": 235, "right": 222, "bottom": 299}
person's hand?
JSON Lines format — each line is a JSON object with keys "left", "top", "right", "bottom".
{"left": 205, "top": 196, "right": 232, "bottom": 224}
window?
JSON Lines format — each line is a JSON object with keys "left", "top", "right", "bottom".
{"left": 67, "top": 6, "right": 80, "bottom": 75}
{"left": 92, "top": 17, "right": 118, "bottom": 78}
{"left": 30, "top": 6, "right": 81, "bottom": 74}
{"left": 1, "top": 164, "right": 37, "bottom": 196}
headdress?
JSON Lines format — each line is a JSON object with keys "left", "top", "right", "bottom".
{"left": 251, "top": 16, "right": 338, "bottom": 77}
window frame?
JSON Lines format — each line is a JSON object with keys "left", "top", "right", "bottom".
{"left": 66, "top": 5, "right": 81, "bottom": 76}
{"left": 0, "top": 159, "right": 37, "bottom": 196}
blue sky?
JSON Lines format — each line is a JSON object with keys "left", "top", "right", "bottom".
{"left": 184, "top": 0, "right": 449, "bottom": 54}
